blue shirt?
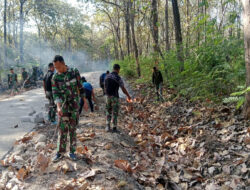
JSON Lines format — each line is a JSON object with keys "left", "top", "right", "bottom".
{"left": 100, "top": 73, "right": 106, "bottom": 83}
{"left": 83, "top": 82, "right": 93, "bottom": 92}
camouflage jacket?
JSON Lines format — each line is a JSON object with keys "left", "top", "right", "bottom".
{"left": 52, "top": 68, "right": 85, "bottom": 109}
{"left": 8, "top": 73, "right": 17, "bottom": 85}
{"left": 22, "top": 71, "right": 28, "bottom": 81}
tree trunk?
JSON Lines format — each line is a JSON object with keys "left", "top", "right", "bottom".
{"left": 4, "top": 0, "right": 7, "bottom": 65}
{"left": 203, "top": 0, "right": 207, "bottom": 43}
{"left": 165, "top": 0, "right": 170, "bottom": 51}
{"left": 124, "top": 0, "right": 131, "bottom": 56}
{"left": 151, "top": 0, "right": 164, "bottom": 59}
{"left": 116, "top": 10, "right": 124, "bottom": 60}
{"left": 111, "top": 29, "right": 119, "bottom": 60}
{"left": 185, "top": 0, "right": 190, "bottom": 57}
{"left": 19, "top": 0, "right": 26, "bottom": 65}
{"left": 7, "top": 1, "right": 12, "bottom": 45}
{"left": 131, "top": 2, "right": 141, "bottom": 77}
{"left": 172, "top": 0, "right": 184, "bottom": 71}
{"left": 242, "top": 0, "right": 250, "bottom": 118}
{"left": 197, "top": 0, "right": 200, "bottom": 47}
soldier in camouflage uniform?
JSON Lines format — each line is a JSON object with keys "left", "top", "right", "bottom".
{"left": 8, "top": 68, "right": 18, "bottom": 96}
{"left": 104, "top": 64, "right": 131, "bottom": 132}
{"left": 52, "top": 55, "right": 88, "bottom": 162}
{"left": 21, "top": 68, "right": 28, "bottom": 83}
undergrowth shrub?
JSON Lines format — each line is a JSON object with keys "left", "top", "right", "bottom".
{"left": 111, "top": 36, "right": 244, "bottom": 102}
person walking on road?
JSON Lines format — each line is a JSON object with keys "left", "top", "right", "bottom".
{"left": 43, "top": 63, "right": 57, "bottom": 124}
{"left": 52, "top": 55, "right": 88, "bottom": 162}
{"left": 152, "top": 66, "right": 164, "bottom": 101}
{"left": 79, "top": 77, "right": 96, "bottom": 114}
{"left": 100, "top": 70, "right": 109, "bottom": 95}
{"left": 105, "top": 64, "right": 131, "bottom": 132}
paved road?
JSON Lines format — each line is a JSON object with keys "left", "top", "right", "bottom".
{"left": 0, "top": 88, "right": 47, "bottom": 158}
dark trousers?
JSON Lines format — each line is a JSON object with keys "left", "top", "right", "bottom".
{"left": 100, "top": 83, "right": 105, "bottom": 95}
{"left": 79, "top": 90, "right": 94, "bottom": 113}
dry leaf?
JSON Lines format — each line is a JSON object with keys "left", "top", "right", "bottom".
{"left": 37, "top": 153, "right": 50, "bottom": 172}
{"left": 46, "top": 143, "right": 56, "bottom": 150}
{"left": 79, "top": 169, "right": 97, "bottom": 180}
{"left": 114, "top": 160, "right": 133, "bottom": 173}
{"left": 105, "top": 143, "right": 112, "bottom": 150}
{"left": 117, "top": 180, "right": 127, "bottom": 188}
{"left": 20, "top": 136, "right": 32, "bottom": 143}
{"left": 78, "top": 137, "right": 93, "bottom": 142}
{"left": 16, "top": 167, "right": 29, "bottom": 180}
{"left": 244, "top": 137, "right": 250, "bottom": 144}
{"left": 120, "top": 141, "right": 130, "bottom": 148}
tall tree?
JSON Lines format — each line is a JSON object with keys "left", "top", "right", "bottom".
{"left": 4, "top": 0, "right": 7, "bottom": 65}
{"left": 165, "top": 0, "right": 170, "bottom": 51}
{"left": 172, "top": 0, "right": 184, "bottom": 71}
{"left": 130, "top": 1, "right": 141, "bottom": 77}
{"left": 151, "top": 0, "right": 163, "bottom": 59}
{"left": 185, "top": 0, "right": 190, "bottom": 56}
{"left": 242, "top": 0, "right": 250, "bottom": 118}
{"left": 124, "top": 0, "right": 131, "bottom": 56}
{"left": 19, "top": 0, "right": 27, "bottom": 64}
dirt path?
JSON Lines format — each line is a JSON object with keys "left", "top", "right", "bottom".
{"left": 0, "top": 72, "right": 144, "bottom": 190}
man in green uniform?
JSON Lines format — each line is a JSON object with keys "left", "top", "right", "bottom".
{"left": 152, "top": 66, "right": 163, "bottom": 101}
{"left": 52, "top": 55, "right": 88, "bottom": 162}
{"left": 21, "top": 68, "right": 28, "bottom": 83}
{"left": 8, "top": 68, "right": 18, "bottom": 96}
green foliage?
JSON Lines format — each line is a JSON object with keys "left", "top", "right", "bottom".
{"left": 112, "top": 57, "right": 136, "bottom": 78}
{"left": 165, "top": 35, "right": 244, "bottom": 102}
{"left": 115, "top": 34, "right": 245, "bottom": 103}
{"left": 223, "top": 86, "right": 250, "bottom": 109}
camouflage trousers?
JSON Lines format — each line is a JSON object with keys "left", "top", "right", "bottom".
{"left": 57, "top": 111, "right": 79, "bottom": 153}
{"left": 155, "top": 83, "right": 163, "bottom": 100}
{"left": 46, "top": 91, "right": 56, "bottom": 122}
{"left": 9, "top": 83, "right": 18, "bottom": 92}
{"left": 106, "top": 96, "right": 120, "bottom": 127}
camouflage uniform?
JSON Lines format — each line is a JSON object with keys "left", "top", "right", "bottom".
{"left": 22, "top": 71, "right": 28, "bottom": 82}
{"left": 52, "top": 68, "right": 85, "bottom": 154}
{"left": 106, "top": 96, "right": 120, "bottom": 127}
{"left": 46, "top": 91, "right": 56, "bottom": 122}
{"left": 105, "top": 72, "right": 124, "bottom": 128}
{"left": 8, "top": 73, "right": 18, "bottom": 92}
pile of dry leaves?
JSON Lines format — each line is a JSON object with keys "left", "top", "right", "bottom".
{"left": 118, "top": 83, "right": 250, "bottom": 189}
